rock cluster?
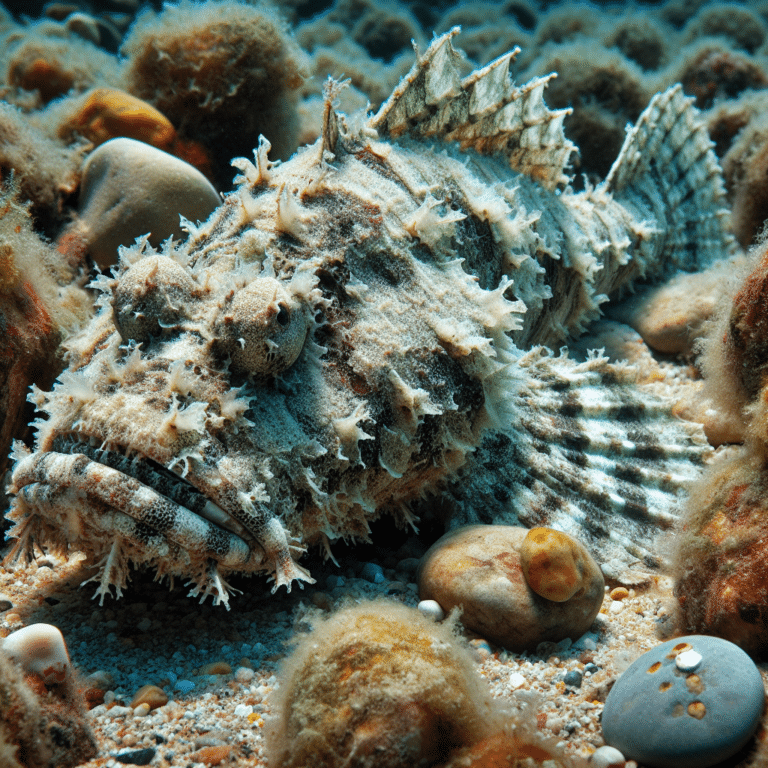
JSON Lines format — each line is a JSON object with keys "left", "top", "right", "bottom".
{"left": 417, "top": 525, "right": 604, "bottom": 651}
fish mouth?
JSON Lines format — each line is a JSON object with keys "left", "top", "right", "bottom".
{"left": 7, "top": 432, "right": 270, "bottom": 606}
{"left": 52, "top": 433, "right": 255, "bottom": 543}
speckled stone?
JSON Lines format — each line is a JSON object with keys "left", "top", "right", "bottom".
{"left": 520, "top": 527, "right": 599, "bottom": 602}
{"left": 417, "top": 525, "right": 604, "bottom": 651}
{"left": 602, "top": 635, "right": 765, "bottom": 768}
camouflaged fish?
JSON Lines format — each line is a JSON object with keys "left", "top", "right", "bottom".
{"left": 5, "top": 30, "right": 731, "bottom": 604}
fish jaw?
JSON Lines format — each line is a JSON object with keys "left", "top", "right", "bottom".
{"left": 4, "top": 313, "right": 317, "bottom": 603}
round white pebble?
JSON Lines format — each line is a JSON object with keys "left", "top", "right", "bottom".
{"left": 675, "top": 649, "right": 702, "bottom": 672}
{"left": 589, "top": 745, "right": 625, "bottom": 767}
{"left": 234, "top": 704, "right": 253, "bottom": 717}
{"left": 235, "top": 666, "right": 255, "bottom": 683}
{"left": 417, "top": 600, "right": 445, "bottom": 621}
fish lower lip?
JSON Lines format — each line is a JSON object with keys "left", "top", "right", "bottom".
{"left": 12, "top": 438, "right": 257, "bottom": 568}
{"left": 52, "top": 435, "right": 253, "bottom": 540}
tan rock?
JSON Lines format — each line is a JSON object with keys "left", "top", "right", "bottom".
{"left": 130, "top": 683, "right": 168, "bottom": 710}
{"left": 198, "top": 661, "right": 232, "bottom": 676}
{"left": 417, "top": 525, "right": 604, "bottom": 652}
{"left": 607, "top": 256, "right": 749, "bottom": 355}
{"left": 189, "top": 745, "right": 233, "bottom": 765}
{"left": 63, "top": 137, "right": 220, "bottom": 268}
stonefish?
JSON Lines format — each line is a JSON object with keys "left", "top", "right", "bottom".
{"left": 7, "top": 31, "right": 730, "bottom": 605}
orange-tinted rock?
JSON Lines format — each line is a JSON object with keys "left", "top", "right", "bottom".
{"left": 608, "top": 263, "right": 735, "bottom": 355}
{"left": 82, "top": 687, "right": 105, "bottom": 709}
{"left": 0, "top": 623, "right": 98, "bottom": 768}
{"left": 266, "top": 600, "right": 576, "bottom": 768}
{"left": 673, "top": 450, "right": 768, "bottom": 657}
{"left": 265, "top": 601, "right": 496, "bottom": 768}
{"left": 189, "top": 745, "right": 233, "bottom": 765}
{"left": 520, "top": 527, "right": 598, "bottom": 602}
{"left": 63, "top": 88, "right": 176, "bottom": 150}
{"left": 198, "top": 661, "right": 232, "bottom": 676}
{"left": 8, "top": 55, "right": 75, "bottom": 103}
{"left": 444, "top": 732, "right": 557, "bottom": 767}
{"left": 418, "top": 526, "right": 604, "bottom": 652}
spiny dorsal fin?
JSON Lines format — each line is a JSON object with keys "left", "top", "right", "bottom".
{"left": 369, "top": 28, "right": 576, "bottom": 189}
{"left": 320, "top": 77, "right": 347, "bottom": 159}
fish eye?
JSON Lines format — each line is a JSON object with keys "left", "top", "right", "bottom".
{"left": 214, "top": 277, "right": 310, "bottom": 378}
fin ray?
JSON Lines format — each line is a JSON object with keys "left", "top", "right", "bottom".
{"left": 370, "top": 29, "right": 575, "bottom": 189}
{"left": 447, "top": 351, "right": 711, "bottom": 582}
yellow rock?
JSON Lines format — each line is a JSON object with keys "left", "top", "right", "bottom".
{"left": 520, "top": 527, "right": 597, "bottom": 602}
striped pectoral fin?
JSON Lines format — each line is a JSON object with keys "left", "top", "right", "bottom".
{"left": 451, "top": 350, "right": 711, "bottom": 580}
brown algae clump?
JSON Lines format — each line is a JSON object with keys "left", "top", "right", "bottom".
{"left": 265, "top": 600, "right": 579, "bottom": 768}
{"left": 122, "top": 0, "right": 307, "bottom": 187}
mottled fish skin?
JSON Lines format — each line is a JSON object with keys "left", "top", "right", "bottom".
{"left": 6, "top": 30, "right": 730, "bottom": 604}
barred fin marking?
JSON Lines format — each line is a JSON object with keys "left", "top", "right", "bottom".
{"left": 9, "top": 451, "right": 262, "bottom": 569}
{"left": 370, "top": 28, "right": 575, "bottom": 189}
{"left": 592, "top": 84, "right": 736, "bottom": 296}
{"left": 448, "top": 351, "right": 711, "bottom": 582}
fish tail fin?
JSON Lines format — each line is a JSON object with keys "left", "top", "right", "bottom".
{"left": 601, "top": 85, "right": 736, "bottom": 284}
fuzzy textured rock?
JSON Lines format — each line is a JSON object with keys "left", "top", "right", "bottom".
{"left": 6, "top": 30, "right": 730, "bottom": 605}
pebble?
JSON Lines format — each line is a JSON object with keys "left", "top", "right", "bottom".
{"left": 107, "top": 705, "right": 133, "bottom": 717}
{"left": 114, "top": 747, "right": 156, "bottom": 765}
{"left": 417, "top": 599, "right": 445, "bottom": 622}
{"left": 233, "top": 704, "right": 253, "bottom": 717}
{"left": 198, "top": 661, "right": 232, "bottom": 675}
{"left": 2, "top": 623, "right": 71, "bottom": 685}
{"left": 417, "top": 525, "right": 604, "bottom": 651}
{"left": 86, "top": 669, "right": 114, "bottom": 690}
{"left": 325, "top": 574, "right": 345, "bottom": 589}
{"left": 360, "top": 562, "right": 385, "bottom": 583}
{"left": 563, "top": 670, "right": 583, "bottom": 688}
{"left": 189, "top": 745, "right": 233, "bottom": 765}
{"left": 66, "top": 137, "right": 220, "bottom": 268}
{"left": 174, "top": 679, "right": 195, "bottom": 694}
{"left": 589, "top": 745, "right": 626, "bottom": 767}
{"left": 607, "top": 260, "right": 739, "bottom": 355}
{"left": 520, "top": 527, "right": 601, "bottom": 602}
{"left": 130, "top": 684, "right": 168, "bottom": 710}
{"left": 235, "top": 666, "right": 255, "bottom": 683}
{"left": 602, "top": 635, "right": 765, "bottom": 767}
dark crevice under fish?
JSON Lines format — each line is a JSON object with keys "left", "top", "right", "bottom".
{"left": 6, "top": 30, "right": 730, "bottom": 605}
